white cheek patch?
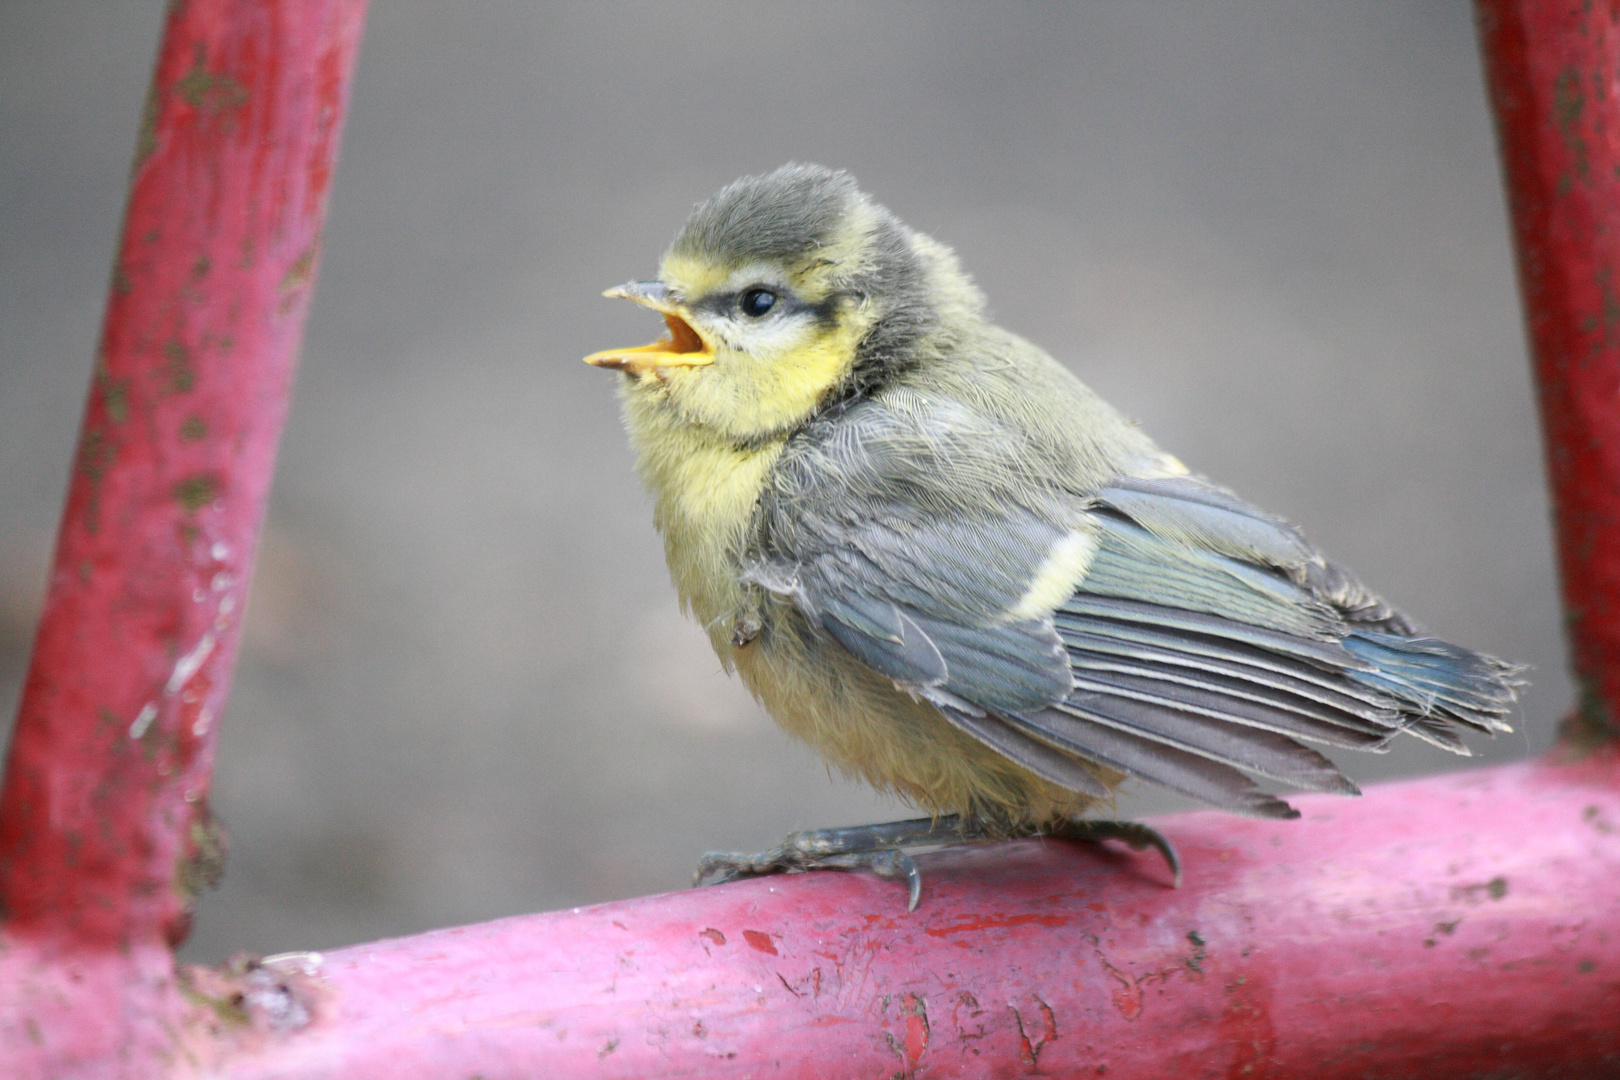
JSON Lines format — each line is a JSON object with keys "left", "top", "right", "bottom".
{"left": 718, "top": 312, "right": 818, "bottom": 360}
{"left": 1005, "top": 531, "right": 1100, "bottom": 621}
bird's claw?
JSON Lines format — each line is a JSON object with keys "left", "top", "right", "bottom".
{"left": 821, "top": 847, "right": 923, "bottom": 910}
{"left": 1044, "top": 817, "right": 1182, "bottom": 887}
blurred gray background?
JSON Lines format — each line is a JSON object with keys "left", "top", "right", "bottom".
{"left": 1, "top": 2, "right": 1562, "bottom": 963}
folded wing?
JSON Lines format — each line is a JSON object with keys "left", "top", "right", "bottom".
{"left": 751, "top": 397, "right": 1521, "bottom": 819}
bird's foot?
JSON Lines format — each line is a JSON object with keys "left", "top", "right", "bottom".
{"left": 696, "top": 817, "right": 964, "bottom": 911}
{"left": 694, "top": 814, "right": 1178, "bottom": 910}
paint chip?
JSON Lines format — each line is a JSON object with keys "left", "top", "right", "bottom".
{"left": 129, "top": 702, "right": 158, "bottom": 740}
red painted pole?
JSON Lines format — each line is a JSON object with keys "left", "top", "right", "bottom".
{"left": 0, "top": 1, "right": 365, "bottom": 1075}
{"left": 1477, "top": 0, "right": 1620, "bottom": 745}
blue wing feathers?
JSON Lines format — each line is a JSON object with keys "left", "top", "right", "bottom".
{"left": 756, "top": 396, "right": 1520, "bottom": 815}
{"left": 1061, "top": 622, "right": 1401, "bottom": 728}
{"left": 1067, "top": 663, "right": 1394, "bottom": 748}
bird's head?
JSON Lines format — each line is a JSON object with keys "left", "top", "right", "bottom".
{"left": 585, "top": 164, "right": 982, "bottom": 443}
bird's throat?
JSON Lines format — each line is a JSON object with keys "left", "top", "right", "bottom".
{"left": 623, "top": 390, "right": 786, "bottom": 630}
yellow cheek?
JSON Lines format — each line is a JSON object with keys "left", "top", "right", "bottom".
{"left": 740, "top": 325, "right": 862, "bottom": 429}
{"left": 655, "top": 320, "right": 860, "bottom": 442}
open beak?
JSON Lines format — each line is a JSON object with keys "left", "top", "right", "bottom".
{"left": 584, "top": 280, "right": 716, "bottom": 376}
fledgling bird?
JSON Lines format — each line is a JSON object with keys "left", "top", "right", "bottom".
{"left": 584, "top": 164, "right": 1522, "bottom": 908}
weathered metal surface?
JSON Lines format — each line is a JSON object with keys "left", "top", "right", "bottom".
{"left": 0, "top": 0, "right": 365, "bottom": 1075}
{"left": 199, "top": 756, "right": 1620, "bottom": 1079}
{"left": 1477, "top": 0, "right": 1620, "bottom": 742}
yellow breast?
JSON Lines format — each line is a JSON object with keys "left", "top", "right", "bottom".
{"left": 621, "top": 388, "right": 784, "bottom": 651}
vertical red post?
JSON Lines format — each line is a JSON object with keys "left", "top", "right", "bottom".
{"left": 0, "top": 0, "right": 366, "bottom": 953}
{"left": 1477, "top": 1, "right": 1620, "bottom": 743}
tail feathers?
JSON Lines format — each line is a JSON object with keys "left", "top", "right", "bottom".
{"left": 1404, "top": 716, "right": 1473, "bottom": 755}
{"left": 1343, "top": 632, "right": 1522, "bottom": 738}
{"left": 1042, "top": 594, "right": 1522, "bottom": 814}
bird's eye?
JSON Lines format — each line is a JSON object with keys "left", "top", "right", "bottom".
{"left": 740, "top": 288, "right": 777, "bottom": 318}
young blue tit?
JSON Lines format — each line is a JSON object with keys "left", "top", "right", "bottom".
{"left": 585, "top": 164, "right": 1521, "bottom": 908}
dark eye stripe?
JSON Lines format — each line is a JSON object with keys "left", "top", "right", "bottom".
{"left": 690, "top": 287, "right": 836, "bottom": 324}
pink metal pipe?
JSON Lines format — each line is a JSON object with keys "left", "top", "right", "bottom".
{"left": 0, "top": 0, "right": 366, "bottom": 952}
{"left": 1477, "top": 0, "right": 1620, "bottom": 742}
{"left": 0, "top": 0, "right": 365, "bottom": 1075}
{"left": 187, "top": 755, "right": 1620, "bottom": 1078}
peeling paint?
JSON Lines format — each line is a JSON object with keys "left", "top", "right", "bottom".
{"left": 75, "top": 426, "right": 115, "bottom": 534}
{"left": 1008, "top": 994, "right": 1057, "bottom": 1066}
{"left": 162, "top": 340, "right": 196, "bottom": 393}
{"left": 131, "top": 78, "right": 162, "bottom": 171}
{"left": 1186, "top": 929, "right": 1208, "bottom": 972}
{"left": 177, "top": 814, "right": 226, "bottom": 902}
{"left": 96, "top": 361, "right": 129, "bottom": 425}
{"left": 0, "top": 0, "right": 366, "bottom": 980}
{"left": 924, "top": 911, "right": 1072, "bottom": 937}
{"left": 165, "top": 631, "right": 216, "bottom": 695}
{"left": 902, "top": 992, "right": 928, "bottom": 1069}
{"left": 1452, "top": 876, "right": 1510, "bottom": 904}
{"left": 280, "top": 248, "right": 316, "bottom": 292}
{"left": 128, "top": 703, "right": 158, "bottom": 741}
{"left": 1481, "top": 3, "right": 1620, "bottom": 744}
{"left": 175, "top": 49, "right": 249, "bottom": 115}
{"left": 1554, "top": 66, "right": 1591, "bottom": 180}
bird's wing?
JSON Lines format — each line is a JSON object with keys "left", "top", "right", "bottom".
{"left": 1041, "top": 472, "right": 1518, "bottom": 814}
{"left": 752, "top": 397, "right": 1517, "bottom": 818}
{"left": 750, "top": 392, "right": 1123, "bottom": 797}
{"left": 750, "top": 501, "right": 1081, "bottom": 714}
{"left": 750, "top": 497, "right": 1130, "bottom": 801}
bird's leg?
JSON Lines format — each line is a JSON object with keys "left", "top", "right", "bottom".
{"left": 695, "top": 814, "right": 1178, "bottom": 911}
